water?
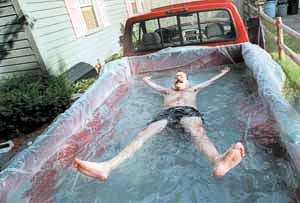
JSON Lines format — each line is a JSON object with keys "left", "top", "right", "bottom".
{"left": 54, "top": 65, "right": 297, "bottom": 202}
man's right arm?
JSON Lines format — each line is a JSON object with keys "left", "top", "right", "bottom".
{"left": 143, "top": 76, "right": 169, "bottom": 94}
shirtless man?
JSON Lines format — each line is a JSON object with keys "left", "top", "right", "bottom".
{"left": 74, "top": 67, "right": 245, "bottom": 180}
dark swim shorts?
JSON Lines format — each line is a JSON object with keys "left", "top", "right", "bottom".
{"left": 150, "top": 106, "right": 204, "bottom": 128}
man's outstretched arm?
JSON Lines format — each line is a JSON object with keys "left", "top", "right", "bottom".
{"left": 143, "top": 76, "right": 169, "bottom": 94}
{"left": 191, "top": 67, "right": 231, "bottom": 92}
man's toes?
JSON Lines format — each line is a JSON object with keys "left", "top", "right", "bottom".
{"left": 233, "top": 142, "right": 245, "bottom": 157}
{"left": 233, "top": 150, "right": 242, "bottom": 162}
{"left": 73, "top": 161, "right": 79, "bottom": 169}
{"left": 233, "top": 142, "right": 243, "bottom": 150}
{"left": 240, "top": 147, "right": 245, "bottom": 157}
{"left": 75, "top": 159, "right": 84, "bottom": 164}
{"left": 224, "top": 148, "right": 238, "bottom": 161}
{"left": 97, "top": 174, "right": 108, "bottom": 181}
{"left": 74, "top": 159, "right": 81, "bottom": 166}
{"left": 214, "top": 144, "right": 245, "bottom": 177}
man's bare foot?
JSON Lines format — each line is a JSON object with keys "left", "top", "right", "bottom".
{"left": 213, "top": 142, "right": 245, "bottom": 176}
{"left": 74, "top": 159, "right": 111, "bottom": 180}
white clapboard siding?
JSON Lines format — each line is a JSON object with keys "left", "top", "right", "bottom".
{"left": 42, "top": 34, "right": 76, "bottom": 51}
{"left": 38, "top": 24, "right": 73, "bottom": 37}
{"left": 45, "top": 26, "right": 122, "bottom": 65}
{"left": 0, "top": 0, "right": 13, "bottom": 7}
{"left": 48, "top": 27, "right": 122, "bottom": 67}
{"left": 27, "top": 7, "right": 68, "bottom": 20}
{"left": 26, "top": 1, "right": 66, "bottom": 11}
{"left": 19, "top": 0, "right": 127, "bottom": 75}
{"left": 0, "top": 0, "right": 42, "bottom": 78}
{"left": 0, "top": 24, "right": 24, "bottom": 34}
{"left": 34, "top": 14, "right": 70, "bottom": 28}
{"left": 0, "top": 68, "right": 41, "bottom": 80}
{"left": 0, "top": 39, "right": 31, "bottom": 51}
{"left": 0, "top": 5, "right": 15, "bottom": 17}
{"left": 0, "top": 55, "right": 38, "bottom": 67}
{"left": 48, "top": 32, "right": 117, "bottom": 66}
{"left": 0, "top": 15, "right": 16, "bottom": 26}
{"left": 1, "top": 48, "right": 34, "bottom": 59}
{"left": 104, "top": 0, "right": 117, "bottom": 6}
{"left": 0, "top": 62, "right": 40, "bottom": 73}
{"left": 38, "top": 28, "right": 73, "bottom": 44}
{"left": 0, "top": 31, "right": 27, "bottom": 41}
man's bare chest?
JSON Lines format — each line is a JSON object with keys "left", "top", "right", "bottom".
{"left": 165, "top": 90, "right": 196, "bottom": 100}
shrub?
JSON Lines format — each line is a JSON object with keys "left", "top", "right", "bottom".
{"left": 104, "top": 52, "right": 123, "bottom": 64}
{"left": 0, "top": 73, "right": 74, "bottom": 140}
{"left": 73, "top": 78, "right": 97, "bottom": 93}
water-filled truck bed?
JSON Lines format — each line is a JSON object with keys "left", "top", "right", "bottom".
{"left": 1, "top": 43, "right": 300, "bottom": 202}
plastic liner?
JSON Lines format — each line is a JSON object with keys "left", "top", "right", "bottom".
{"left": 1, "top": 42, "right": 300, "bottom": 202}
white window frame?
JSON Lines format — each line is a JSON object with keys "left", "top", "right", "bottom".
{"left": 126, "top": 0, "right": 144, "bottom": 17}
{"left": 78, "top": 0, "right": 103, "bottom": 35}
{"left": 65, "top": 0, "right": 111, "bottom": 38}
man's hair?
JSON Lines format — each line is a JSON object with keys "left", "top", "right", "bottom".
{"left": 176, "top": 70, "right": 188, "bottom": 80}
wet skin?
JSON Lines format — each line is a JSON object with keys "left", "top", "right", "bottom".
{"left": 74, "top": 67, "right": 246, "bottom": 180}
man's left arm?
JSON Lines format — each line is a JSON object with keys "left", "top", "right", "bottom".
{"left": 191, "top": 67, "right": 231, "bottom": 92}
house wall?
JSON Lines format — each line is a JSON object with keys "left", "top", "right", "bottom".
{"left": 233, "top": 0, "right": 243, "bottom": 19}
{"left": 0, "top": 0, "right": 42, "bottom": 79}
{"left": 144, "top": 0, "right": 242, "bottom": 13}
{"left": 19, "top": 0, "right": 128, "bottom": 75}
{"left": 144, "top": 0, "right": 199, "bottom": 11}
{"left": 1, "top": 0, "right": 245, "bottom": 78}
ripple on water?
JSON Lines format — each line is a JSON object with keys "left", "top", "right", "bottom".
{"left": 54, "top": 66, "right": 297, "bottom": 202}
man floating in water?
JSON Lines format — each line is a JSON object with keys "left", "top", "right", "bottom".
{"left": 74, "top": 67, "right": 245, "bottom": 180}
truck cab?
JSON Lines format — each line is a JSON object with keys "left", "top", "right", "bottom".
{"left": 123, "top": 0, "right": 249, "bottom": 56}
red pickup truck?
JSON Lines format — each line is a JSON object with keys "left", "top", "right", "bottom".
{"left": 123, "top": 0, "right": 249, "bottom": 56}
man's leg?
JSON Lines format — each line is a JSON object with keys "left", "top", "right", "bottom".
{"left": 180, "top": 116, "right": 245, "bottom": 176}
{"left": 74, "top": 119, "right": 168, "bottom": 180}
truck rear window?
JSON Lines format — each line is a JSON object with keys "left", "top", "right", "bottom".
{"left": 130, "top": 9, "right": 236, "bottom": 52}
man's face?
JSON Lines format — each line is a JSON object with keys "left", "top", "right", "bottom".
{"left": 174, "top": 72, "right": 188, "bottom": 91}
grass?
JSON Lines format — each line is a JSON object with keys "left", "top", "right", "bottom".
{"left": 262, "top": 18, "right": 300, "bottom": 54}
{"left": 272, "top": 52, "right": 300, "bottom": 105}
{"left": 261, "top": 19, "right": 300, "bottom": 106}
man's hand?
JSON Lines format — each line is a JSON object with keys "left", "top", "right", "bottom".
{"left": 142, "top": 75, "right": 169, "bottom": 94}
{"left": 143, "top": 76, "right": 151, "bottom": 82}
{"left": 192, "top": 67, "right": 231, "bottom": 91}
{"left": 221, "top": 67, "right": 231, "bottom": 74}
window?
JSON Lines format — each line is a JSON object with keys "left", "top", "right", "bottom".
{"left": 125, "top": 0, "right": 144, "bottom": 17}
{"left": 79, "top": 0, "right": 99, "bottom": 30}
{"left": 195, "top": 10, "right": 236, "bottom": 43}
{"left": 65, "top": 0, "right": 111, "bottom": 38}
{"left": 131, "top": 0, "right": 138, "bottom": 15}
{"left": 130, "top": 9, "right": 237, "bottom": 52}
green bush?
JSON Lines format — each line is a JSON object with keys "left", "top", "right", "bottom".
{"left": 104, "top": 52, "right": 123, "bottom": 64}
{"left": 72, "top": 78, "right": 97, "bottom": 93}
{"left": 0, "top": 73, "right": 74, "bottom": 140}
